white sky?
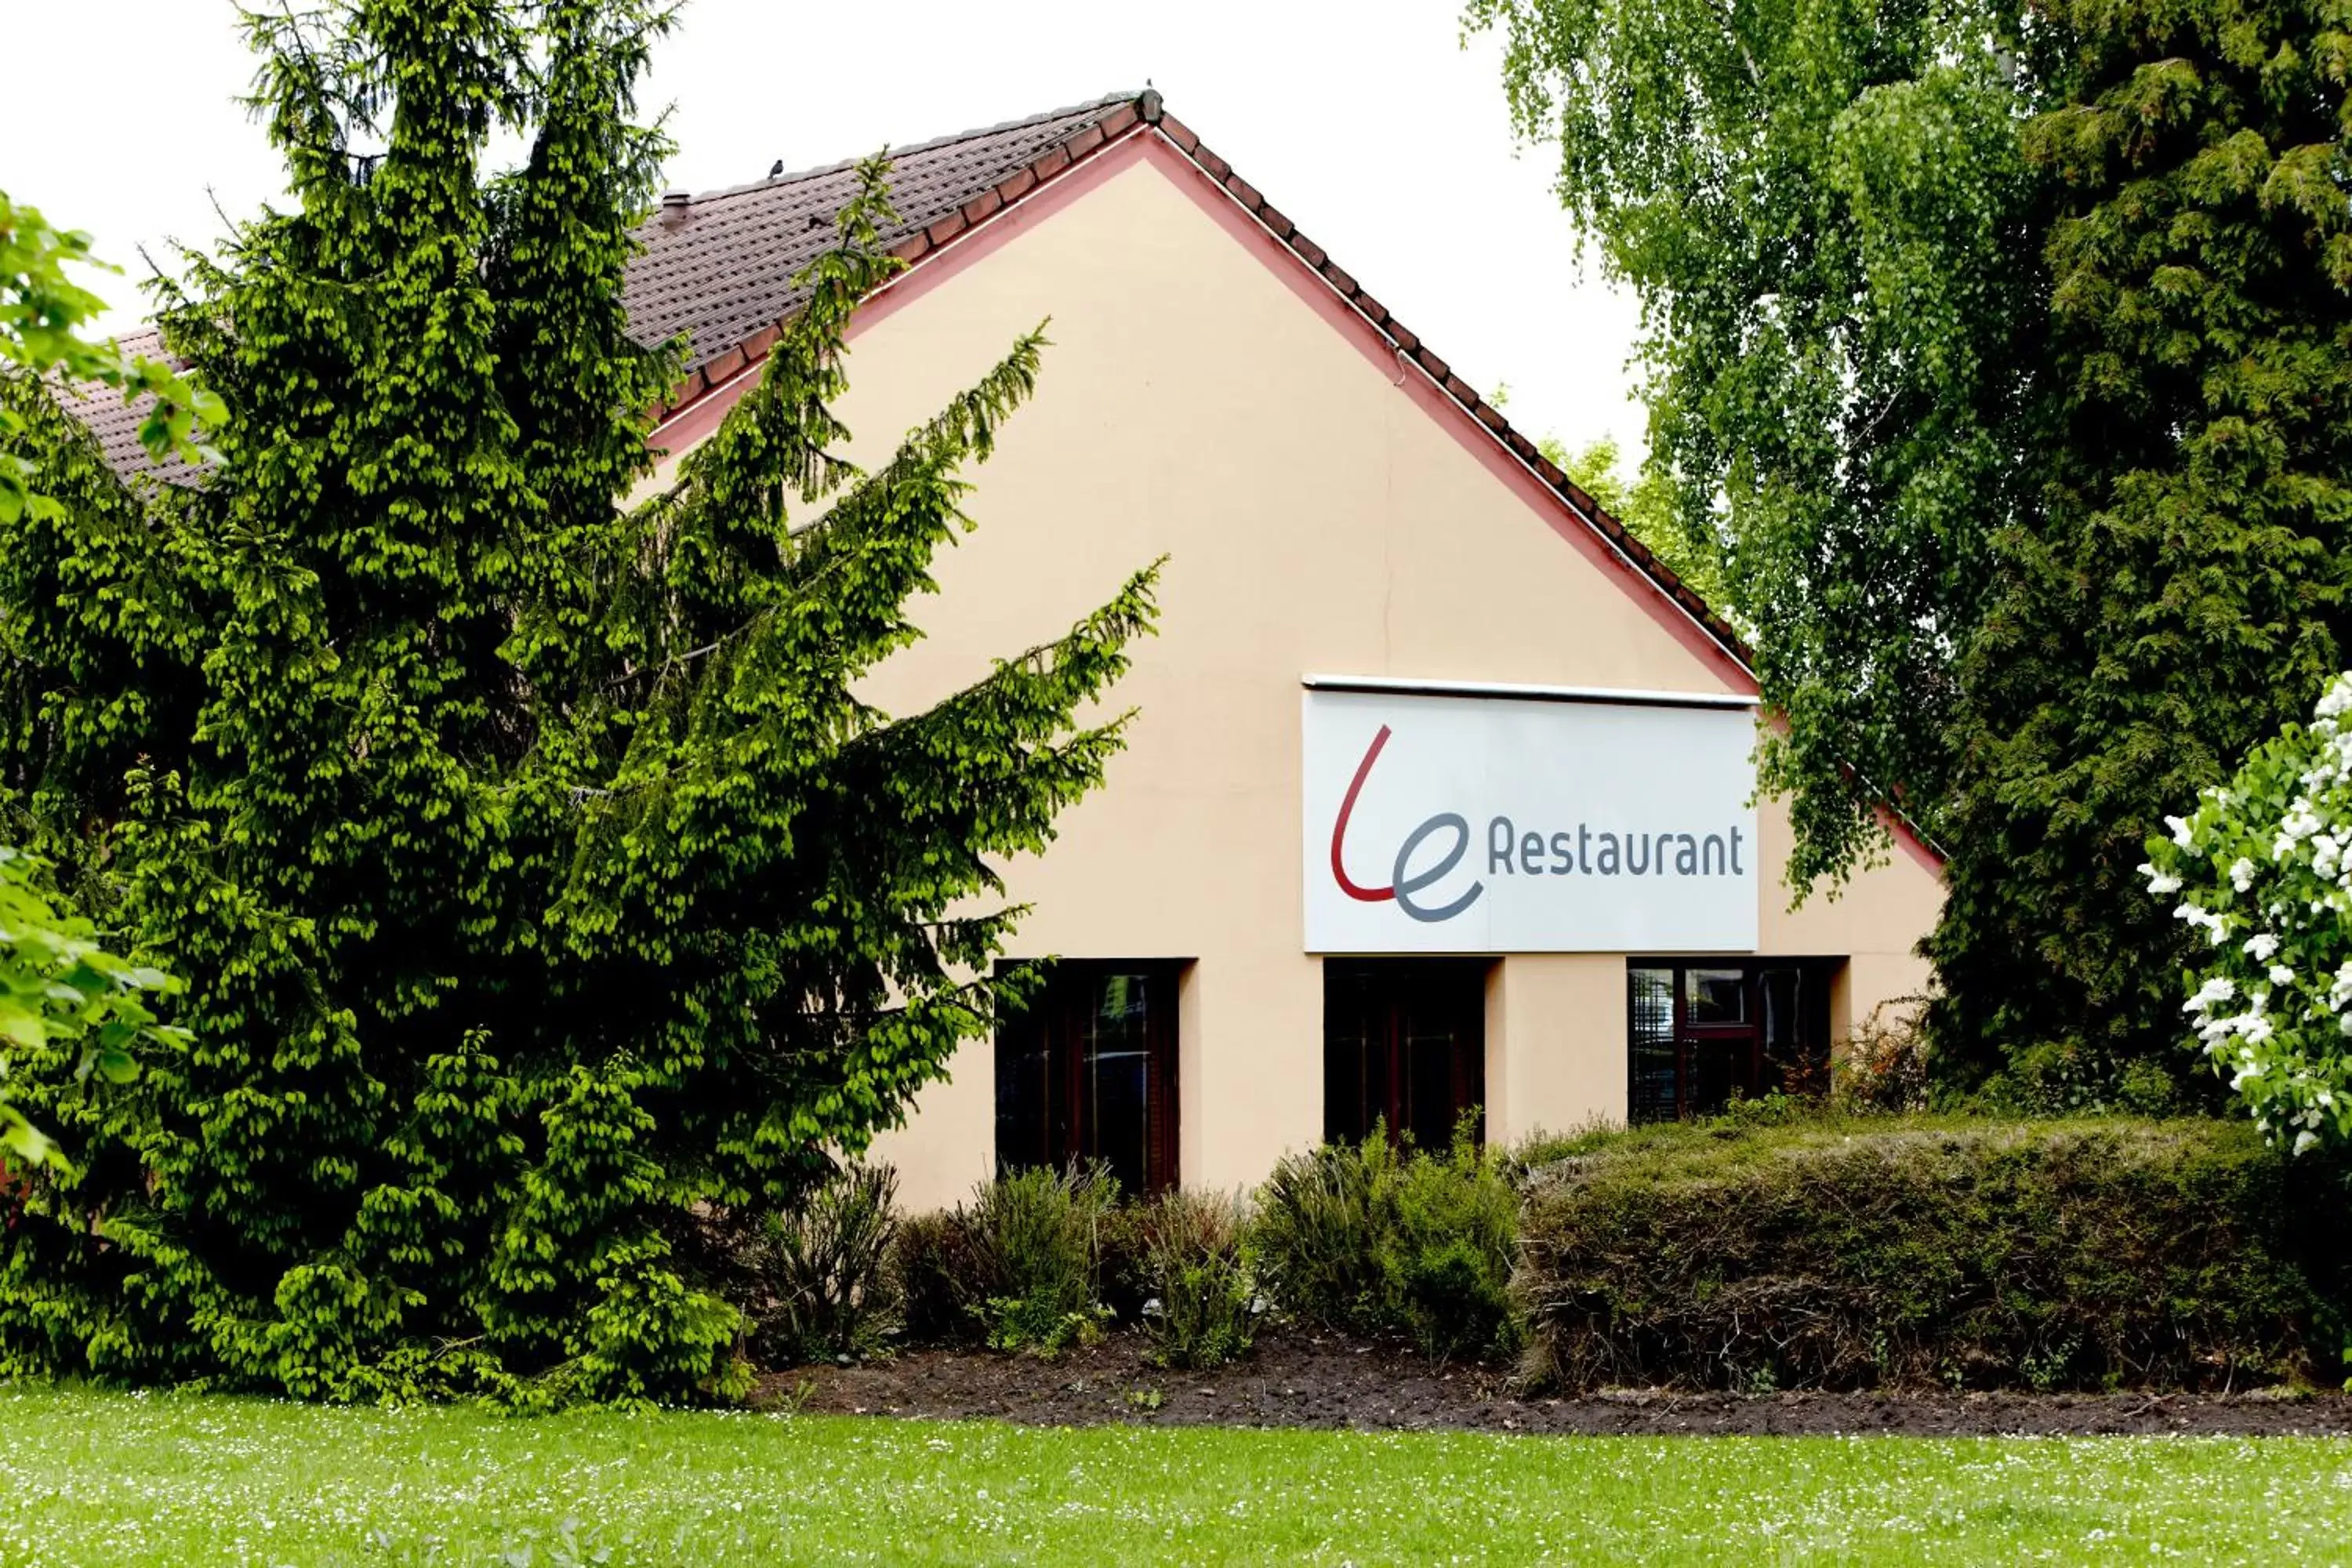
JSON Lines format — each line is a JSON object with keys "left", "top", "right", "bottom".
{"left": 2, "top": 0, "right": 1646, "bottom": 456}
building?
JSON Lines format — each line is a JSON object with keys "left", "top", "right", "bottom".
{"left": 632, "top": 89, "right": 1944, "bottom": 1209}
{"left": 86, "top": 90, "right": 1945, "bottom": 1212}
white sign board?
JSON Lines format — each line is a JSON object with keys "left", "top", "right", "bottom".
{"left": 1302, "top": 688, "right": 1759, "bottom": 954}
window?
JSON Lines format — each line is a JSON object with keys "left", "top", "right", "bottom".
{"left": 1626, "top": 960, "right": 1838, "bottom": 1122}
{"left": 996, "top": 961, "right": 1181, "bottom": 1194}
{"left": 1324, "top": 959, "right": 1488, "bottom": 1150}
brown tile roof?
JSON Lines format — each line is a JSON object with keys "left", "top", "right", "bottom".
{"left": 631, "top": 92, "right": 1145, "bottom": 400}
{"left": 65, "top": 89, "right": 1751, "bottom": 674}
{"left": 71, "top": 94, "right": 1145, "bottom": 486}
{"left": 58, "top": 328, "right": 209, "bottom": 491}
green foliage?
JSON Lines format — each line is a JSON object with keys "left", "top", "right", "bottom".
{"left": 1515, "top": 1116, "right": 2350, "bottom": 1391}
{"left": 1250, "top": 1129, "right": 1402, "bottom": 1334}
{"left": 2140, "top": 672, "right": 2352, "bottom": 1152}
{"left": 1468, "top": 0, "right": 2039, "bottom": 890}
{"left": 1252, "top": 1121, "right": 1520, "bottom": 1360}
{"left": 1829, "top": 1000, "right": 1933, "bottom": 1114}
{"left": 897, "top": 1165, "right": 1118, "bottom": 1356}
{"left": 1388, "top": 1124, "right": 1523, "bottom": 1361}
{"left": 1472, "top": 0, "right": 2352, "bottom": 1097}
{"left": 1484, "top": 388, "right": 1732, "bottom": 619}
{"left": 1550, "top": 436, "right": 1733, "bottom": 626}
{"left": 1125, "top": 1188, "right": 1256, "bottom": 1370}
{"left": 0, "top": 847, "right": 183, "bottom": 1171}
{"left": 892, "top": 1207, "right": 986, "bottom": 1345}
{"left": 0, "top": 191, "right": 223, "bottom": 524}
{"left": 1932, "top": 0, "right": 2352, "bottom": 1098}
{"left": 735, "top": 1163, "right": 902, "bottom": 1367}
{"left": 0, "top": 0, "right": 1155, "bottom": 1405}
{"left": 967, "top": 1163, "right": 1117, "bottom": 1354}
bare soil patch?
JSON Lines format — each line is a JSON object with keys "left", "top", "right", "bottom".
{"left": 758, "top": 1328, "right": 2352, "bottom": 1437}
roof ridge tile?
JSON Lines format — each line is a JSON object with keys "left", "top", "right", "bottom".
{"left": 680, "top": 89, "right": 1142, "bottom": 208}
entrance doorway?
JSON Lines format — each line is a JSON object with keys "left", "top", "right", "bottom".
{"left": 1626, "top": 960, "right": 1838, "bottom": 1122}
{"left": 1323, "top": 958, "right": 1490, "bottom": 1150}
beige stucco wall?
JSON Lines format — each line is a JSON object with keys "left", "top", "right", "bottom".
{"left": 1483, "top": 956, "right": 1629, "bottom": 1145}
{"left": 657, "top": 142, "right": 1944, "bottom": 1210}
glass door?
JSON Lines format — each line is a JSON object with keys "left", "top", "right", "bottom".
{"left": 1626, "top": 960, "right": 1837, "bottom": 1122}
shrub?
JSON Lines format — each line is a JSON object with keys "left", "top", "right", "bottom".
{"left": 891, "top": 1208, "right": 983, "bottom": 1345}
{"left": 736, "top": 1163, "right": 900, "bottom": 1367}
{"left": 1127, "top": 1189, "right": 1256, "bottom": 1370}
{"left": 2141, "top": 670, "right": 2352, "bottom": 1152}
{"left": 1388, "top": 1127, "right": 1521, "bottom": 1361}
{"left": 1253, "top": 1118, "right": 1519, "bottom": 1360}
{"left": 1251, "top": 1132, "right": 1401, "bottom": 1334}
{"left": 1831, "top": 999, "right": 1930, "bottom": 1114}
{"left": 1094, "top": 1201, "right": 1152, "bottom": 1324}
{"left": 1515, "top": 1116, "right": 2351, "bottom": 1392}
{"left": 893, "top": 1163, "right": 1117, "bottom": 1356}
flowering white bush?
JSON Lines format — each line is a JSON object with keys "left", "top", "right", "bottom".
{"left": 2141, "top": 673, "right": 2352, "bottom": 1154}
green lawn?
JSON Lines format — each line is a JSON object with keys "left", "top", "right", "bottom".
{"left": 2, "top": 1386, "right": 2347, "bottom": 1566}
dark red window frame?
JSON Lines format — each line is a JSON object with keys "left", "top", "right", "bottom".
{"left": 1628, "top": 959, "right": 1838, "bottom": 1123}
{"left": 995, "top": 960, "right": 1183, "bottom": 1195}
{"left": 1323, "top": 957, "right": 1490, "bottom": 1151}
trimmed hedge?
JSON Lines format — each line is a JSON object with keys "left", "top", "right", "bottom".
{"left": 1515, "top": 1117, "right": 2352, "bottom": 1392}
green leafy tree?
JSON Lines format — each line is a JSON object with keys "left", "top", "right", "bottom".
{"left": 1470, "top": 0, "right": 2352, "bottom": 1097}
{"left": 0, "top": 848, "right": 184, "bottom": 1171}
{"left": 1551, "top": 434, "right": 1733, "bottom": 619}
{"left": 1468, "top": 0, "right": 2040, "bottom": 887}
{"left": 1485, "top": 385, "right": 1731, "bottom": 615}
{"left": 2, "top": 191, "right": 216, "bottom": 1167}
{"left": 0, "top": 0, "right": 1156, "bottom": 1405}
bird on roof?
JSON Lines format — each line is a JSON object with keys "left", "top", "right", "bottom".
{"left": 768, "top": 158, "right": 783, "bottom": 179}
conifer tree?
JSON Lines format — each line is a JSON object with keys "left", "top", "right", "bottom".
{"left": 0, "top": 0, "right": 1156, "bottom": 1402}
{"left": 1929, "top": 0, "right": 2352, "bottom": 1097}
